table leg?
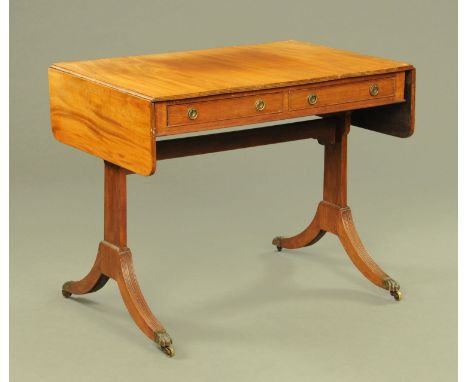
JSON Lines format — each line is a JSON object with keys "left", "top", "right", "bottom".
{"left": 272, "top": 112, "right": 402, "bottom": 301}
{"left": 61, "top": 161, "right": 175, "bottom": 356}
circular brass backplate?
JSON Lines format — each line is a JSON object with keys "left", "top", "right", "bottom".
{"left": 255, "top": 99, "right": 266, "bottom": 111}
{"left": 307, "top": 94, "right": 318, "bottom": 105}
{"left": 369, "top": 84, "right": 379, "bottom": 96}
{"left": 187, "top": 107, "right": 198, "bottom": 120}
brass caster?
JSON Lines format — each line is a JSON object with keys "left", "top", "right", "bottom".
{"left": 62, "top": 281, "right": 73, "bottom": 298}
{"left": 272, "top": 236, "right": 283, "bottom": 252}
{"left": 155, "top": 329, "right": 174, "bottom": 357}
{"left": 390, "top": 290, "right": 402, "bottom": 301}
{"left": 384, "top": 278, "right": 402, "bottom": 302}
{"left": 161, "top": 345, "right": 175, "bottom": 357}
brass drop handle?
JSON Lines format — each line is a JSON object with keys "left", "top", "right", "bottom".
{"left": 187, "top": 107, "right": 198, "bottom": 120}
{"left": 255, "top": 99, "right": 266, "bottom": 111}
{"left": 369, "top": 84, "right": 379, "bottom": 96}
{"left": 307, "top": 94, "right": 318, "bottom": 105}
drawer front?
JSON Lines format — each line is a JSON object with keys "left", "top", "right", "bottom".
{"left": 289, "top": 76, "right": 397, "bottom": 111}
{"left": 167, "top": 92, "right": 283, "bottom": 127}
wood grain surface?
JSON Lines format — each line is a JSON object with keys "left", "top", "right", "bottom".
{"left": 48, "top": 68, "right": 156, "bottom": 176}
{"left": 51, "top": 40, "right": 412, "bottom": 101}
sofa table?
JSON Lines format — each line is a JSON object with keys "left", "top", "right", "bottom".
{"left": 48, "top": 40, "right": 415, "bottom": 357}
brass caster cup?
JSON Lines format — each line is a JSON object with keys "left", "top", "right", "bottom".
{"left": 155, "top": 330, "right": 174, "bottom": 357}
{"left": 390, "top": 290, "right": 402, "bottom": 301}
{"left": 161, "top": 346, "right": 175, "bottom": 357}
{"left": 384, "top": 278, "right": 402, "bottom": 302}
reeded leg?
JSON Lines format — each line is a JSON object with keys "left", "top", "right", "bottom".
{"left": 336, "top": 206, "right": 402, "bottom": 301}
{"left": 100, "top": 241, "right": 174, "bottom": 356}
{"left": 61, "top": 162, "right": 175, "bottom": 356}
{"left": 272, "top": 204, "right": 402, "bottom": 301}
{"left": 272, "top": 113, "right": 402, "bottom": 300}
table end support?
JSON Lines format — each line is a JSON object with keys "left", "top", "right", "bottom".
{"left": 272, "top": 112, "right": 403, "bottom": 301}
{"left": 61, "top": 161, "right": 175, "bottom": 356}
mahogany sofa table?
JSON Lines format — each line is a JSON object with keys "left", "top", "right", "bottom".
{"left": 48, "top": 40, "right": 416, "bottom": 357}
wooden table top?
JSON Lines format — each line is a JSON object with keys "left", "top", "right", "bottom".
{"left": 51, "top": 40, "right": 412, "bottom": 101}
{"left": 49, "top": 40, "right": 415, "bottom": 176}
